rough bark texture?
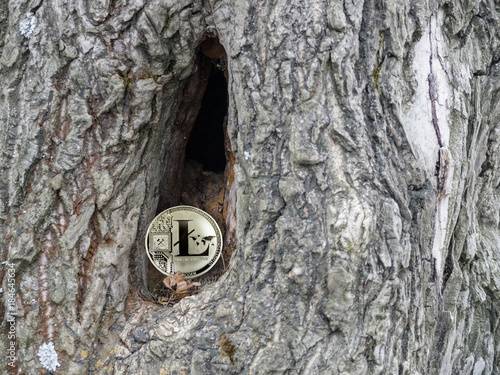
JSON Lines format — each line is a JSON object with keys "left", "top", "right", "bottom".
{"left": 1, "top": 0, "right": 499, "bottom": 374}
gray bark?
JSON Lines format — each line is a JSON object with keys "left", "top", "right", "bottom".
{"left": 1, "top": 0, "right": 499, "bottom": 374}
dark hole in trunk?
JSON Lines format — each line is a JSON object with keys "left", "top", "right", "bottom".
{"left": 185, "top": 68, "right": 228, "bottom": 173}
{"left": 146, "top": 35, "right": 236, "bottom": 302}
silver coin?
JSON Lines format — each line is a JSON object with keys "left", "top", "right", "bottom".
{"left": 145, "top": 206, "right": 223, "bottom": 278}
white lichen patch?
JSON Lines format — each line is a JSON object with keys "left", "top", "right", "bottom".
{"left": 402, "top": 11, "right": 454, "bottom": 279}
{"left": 429, "top": 12, "right": 454, "bottom": 279}
{"left": 37, "top": 342, "right": 60, "bottom": 372}
{"left": 402, "top": 21, "right": 439, "bottom": 175}
{"left": 19, "top": 13, "right": 37, "bottom": 39}
{"left": 430, "top": 12, "right": 452, "bottom": 148}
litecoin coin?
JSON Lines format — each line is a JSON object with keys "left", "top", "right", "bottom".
{"left": 145, "top": 206, "right": 223, "bottom": 278}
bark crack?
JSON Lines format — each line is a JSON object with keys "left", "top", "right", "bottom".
{"left": 428, "top": 20, "right": 443, "bottom": 149}
{"left": 428, "top": 18, "right": 450, "bottom": 196}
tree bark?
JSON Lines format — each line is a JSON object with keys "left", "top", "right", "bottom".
{"left": 1, "top": 0, "right": 499, "bottom": 374}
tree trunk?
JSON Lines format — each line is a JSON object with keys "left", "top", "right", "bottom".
{"left": 1, "top": 0, "right": 499, "bottom": 374}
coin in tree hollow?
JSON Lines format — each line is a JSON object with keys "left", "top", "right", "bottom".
{"left": 145, "top": 205, "right": 223, "bottom": 279}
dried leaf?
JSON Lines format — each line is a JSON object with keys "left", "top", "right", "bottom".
{"left": 158, "top": 296, "right": 171, "bottom": 306}
{"left": 162, "top": 272, "right": 200, "bottom": 298}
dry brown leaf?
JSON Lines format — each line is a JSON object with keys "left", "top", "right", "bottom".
{"left": 162, "top": 272, "right": 200, "bottom": 298}
{"left": 158, "top": 296, "right": 171, "bottom": 305}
